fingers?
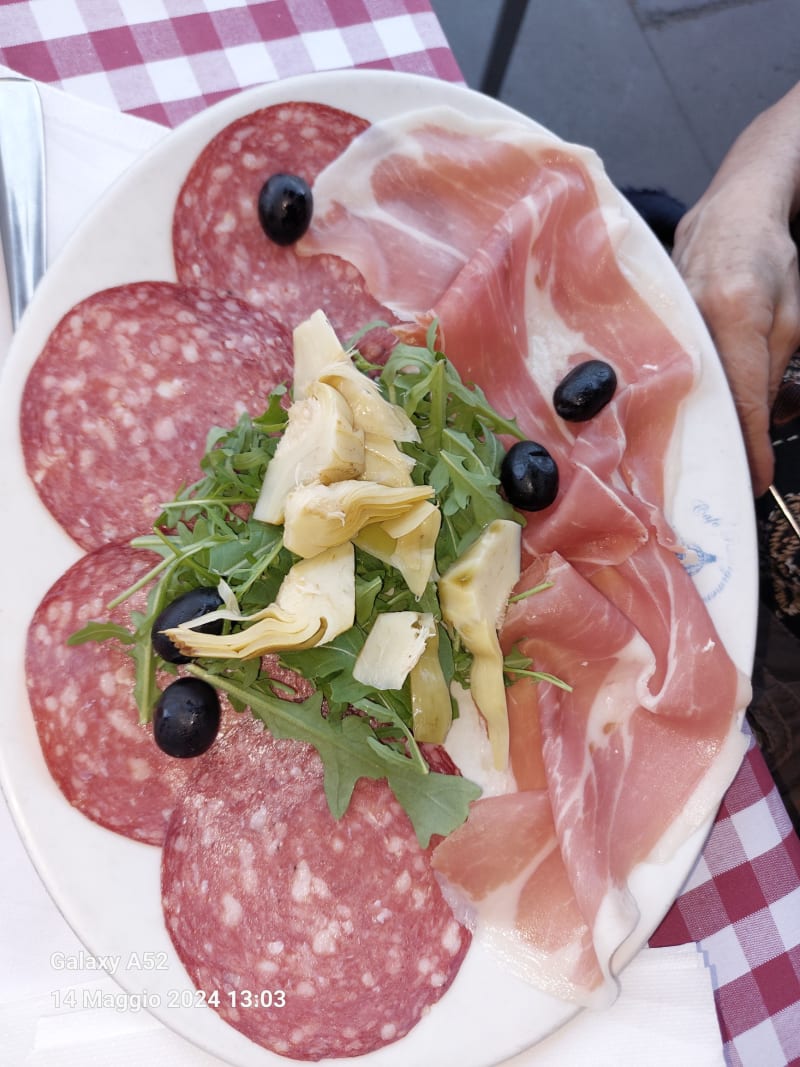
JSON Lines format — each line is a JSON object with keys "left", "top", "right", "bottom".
{"left": 673, "top": 220, "right": 800, "bottom": 497}
{"left": 766, "top": 258, "right": 800, "bottom": 404}
{"left": 707, "top": 315, "right": 775, "bottom": 496}
{"left": 734, "top": 394, "right": 774, "bottom": 499}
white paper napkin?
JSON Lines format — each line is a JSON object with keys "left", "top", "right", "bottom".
{"left": 0, "top": 69, "right": 727, "bottom": 1067}
{"left": 505, "top": 944, "right": 725, "bottom": 1066}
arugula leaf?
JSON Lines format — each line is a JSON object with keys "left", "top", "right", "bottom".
{"left": 130, "top": 608, "right": 161, "bottom": 720}
{"left": 385, "top": 760, "right": 481, "bottom": 844}
{"left": 68, "top": 621, "right": 134, "bottom": 646}
{"left": 382, "top": 339, "right": 524, "bottom": 571}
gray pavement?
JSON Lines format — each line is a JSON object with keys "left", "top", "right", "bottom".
{"left": 430, "top": 0, "right": 799, "bottom": 205}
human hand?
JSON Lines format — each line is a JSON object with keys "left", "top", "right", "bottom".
{"left": 673, "top": 192, "right": 800, "bottom": 497}
{"left": 671, "top": 83, "right": 800, "bottom": 497}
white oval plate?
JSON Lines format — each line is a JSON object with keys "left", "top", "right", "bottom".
{"left": 0, "top": 70, "right": 756, "bottom": 1067}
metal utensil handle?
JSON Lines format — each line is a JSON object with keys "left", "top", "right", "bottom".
{"left": 0, "top": 77, "right": 47, "bottom": 329}
{"left": 769, "top": 484, "right": 800, "bottom": 543}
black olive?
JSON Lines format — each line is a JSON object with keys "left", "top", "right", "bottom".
{"left": 151, "top": 587, "right": 224, "bottom": 664}
{"left": 500, "top": 441, "right": 559, "bottom": 511}
{"left": 257, "top": 173, "right": 313, "bottom": 245}
{"left": 553, "top": 359, "right": 617, "bottom": 422}
{"left": 153, "top": 678, "right": 221, "bottom": 758}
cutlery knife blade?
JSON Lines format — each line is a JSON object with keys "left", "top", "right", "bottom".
{"left": 0, "top": 76, "right": 46, "bottom": 330}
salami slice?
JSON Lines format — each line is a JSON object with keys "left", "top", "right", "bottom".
{"left": 172, "top": 101, "right": 397, "bottom": 353}
{"left": 161, "top": 717, "right": 470, "bottom": 1061}
{"left": 21, "top": 282, "right": 292, "bottom": 550}
{"left": 25, "top": 542, "right": 231, "bottom": 845}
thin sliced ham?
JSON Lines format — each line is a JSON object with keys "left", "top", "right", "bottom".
{"left": 432, "top": 791, "right": 603, "bottom": 1003}
{"left": 505, "top": 555, "right": 747, "bottom": 985}
{"left": 302, "top": 108, "right": 695, "bottom": 552}
{"left": 302, "top": 109, "right": 584, "bottom": 320}
{"left": 422, "top": 194, "right": 694, "bottom": 551}
{"left": 437, "top": 551, "right": 748, "bottom": 1007}
{"left": 305, "top": 106, "right": 751, "bottom": 1005}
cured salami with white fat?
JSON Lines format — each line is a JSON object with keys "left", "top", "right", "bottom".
{"left": 25, "top": 543, "right": 218, "bottom": 846}
{"left": 21, "top": 282, "right": 292, "bottom": 550}
{"left": 161, "top": 717, "right": 469, "bottom": 1061}
{"left": 172, "top": 101, "right": 397, "bottom": 353}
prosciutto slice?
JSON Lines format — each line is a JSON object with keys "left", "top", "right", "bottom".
{"left": 509, "top": 556, "right": 746, "bottom": 978}
{"left": 303, "top": 108, "right": 695, "bottom": 557}
{"left": 435, "top": 551, "right": 748, "bottom": 1008}
{"left": 301, "top": 109, "right": 576, "bottom": 319}
{"left": 304, "top": 107, "right": 751, "bottom": 1004}
{"left": 432, "top": 790, "right": 603, "bottom": 1003}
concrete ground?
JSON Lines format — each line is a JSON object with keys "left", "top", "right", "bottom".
{"left": 429, "top": 0, "right": 799, "bottom": 206}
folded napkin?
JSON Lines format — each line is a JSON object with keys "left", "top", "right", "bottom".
{"left": 506, "top": 944, "right": 725, "bottom": 1067}
{"left": 0, "top": 71, "right": 727, "bottom": 1067}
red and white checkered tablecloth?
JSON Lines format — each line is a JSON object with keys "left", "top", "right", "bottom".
{"left": 652, "top": 738, "right": 800, "bottom": 1065}
{"left": 1, "top": 2, "right": 799, "bottom": 1063}
{"left": 0, "top": 0, "right": 461, "bottom": 125}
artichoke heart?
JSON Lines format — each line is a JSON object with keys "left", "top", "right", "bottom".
{"left": 283, "top": 479, "right": 433, "bottom": 559}
{"left": 319, "top": 360, "right": 419, "bottom": 443}
{"left": 253, "top": 381, "right": 365, "bottom": 526}
{"left": 354, "top": 500, "right": 441, "bottom": 597}
{"left": 362, "top": 431, "right": 415, "bottom": 487}
{"left": 165, "top": 543, "right": 355, "bottom": 660}
{"left": 438, "top": 519, "right": 522, "bottom": 770}
{"left": 292, "top": 309, "right": 350, "bottom": 398}
{"left": 410, "top": 628, "right": 453, "bottom": 745}
{"left": 353, "top": 611, "right": 436, "bottom": 691}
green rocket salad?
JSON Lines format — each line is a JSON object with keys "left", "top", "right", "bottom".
{"left": 70, "top": 319, "right": 563, "bottom": 847}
